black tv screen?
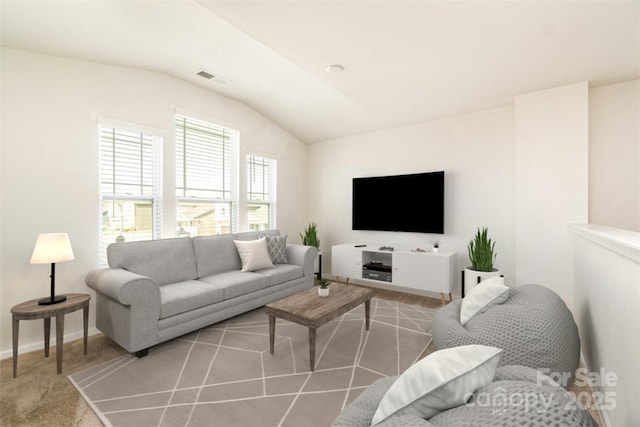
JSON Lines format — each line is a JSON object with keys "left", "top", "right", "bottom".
{"left": 352, "top": 171, "right": 444, "bottom": 234}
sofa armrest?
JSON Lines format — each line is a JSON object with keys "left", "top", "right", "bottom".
{"left": 85, "top": 267, "right": 161, "bottom": 315}
{"left": 286, "top": 244, "right": 318, "bottom": 278}
{"left": 86, "top": 268, "right": 162, "bottom": 353}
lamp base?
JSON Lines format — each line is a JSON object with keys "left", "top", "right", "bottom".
{"left": 38, "top": 295, "right": 67, "bottom": 305}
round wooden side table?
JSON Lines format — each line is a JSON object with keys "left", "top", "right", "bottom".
{"left": 11, "top": 293, "right": 90, "bottom": 378}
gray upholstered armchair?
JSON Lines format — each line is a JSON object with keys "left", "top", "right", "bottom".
{"left": 332, "top": 366, "right": 596, "bottom": 426}
{"left": 432, "top": 284, "right": 581, "bottom": 383}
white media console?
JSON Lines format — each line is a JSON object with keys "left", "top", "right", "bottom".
{"left": 331, "top": 244, "right": 455, "bottom": 305}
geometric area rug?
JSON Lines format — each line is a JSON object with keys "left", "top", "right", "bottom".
{"left": 69, "top": 299, "right": 435, "bottom": 427}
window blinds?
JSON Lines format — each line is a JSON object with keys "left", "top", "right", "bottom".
{"left": 175, "top": 114, "right": 236, "bottom": 200}
{"left": 98, "top": 125, "right": 161, "bottom": 264}
{"left": 248, "top": 155, "right": 270, "bottom": 202}
{"left": 99, "top": 127, "right": 155, "bottom": 197}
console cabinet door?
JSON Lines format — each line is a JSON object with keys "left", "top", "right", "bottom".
{"left": 331, "top": 245, "right": 362, "bottom": 280}
{"left": 393, "top": 252, "right": 452, "bottom": 293}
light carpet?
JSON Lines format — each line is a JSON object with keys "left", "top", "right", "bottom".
{"left": 69, "top": 299, "right": 434, "bottom": 427}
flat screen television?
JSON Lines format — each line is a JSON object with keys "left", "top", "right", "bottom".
{"left": 352, "top": 171, "right": 444, "bottom": 234}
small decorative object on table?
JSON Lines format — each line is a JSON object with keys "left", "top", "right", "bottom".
{"left": 318, "top": 279, "right": 331, "bottom": 297}
{"left": 433, "top": 242, "right": 440, "bottom": 253}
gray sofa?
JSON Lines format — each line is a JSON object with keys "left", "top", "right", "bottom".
{"left": 85, "top": 230, "right": 317, "bottom": 356}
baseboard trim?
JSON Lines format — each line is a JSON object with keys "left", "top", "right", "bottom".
{"left": 0, "top": 327, "right": 102, "bottom": 361}
{"left": 579, "top": 352, "right": 612, "bottom": 427}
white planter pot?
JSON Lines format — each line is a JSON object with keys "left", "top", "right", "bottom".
{"left": 318, "top": 287, "right": 329, "bottom": 297}
{"left": 464, "top": 267, "right": 501, "bottom": 295}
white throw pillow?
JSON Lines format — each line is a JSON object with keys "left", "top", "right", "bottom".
{"left": 371, "top": 345, "right": 502, "bottom": 425}
{"left": 233, "top": 237, "right": 274, "bottom": 272}
{"left": 460, "top": 276, "right": 509, "bottom": 326}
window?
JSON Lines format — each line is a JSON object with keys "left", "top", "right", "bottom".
{"left": 247, "top": 154, "right": 276, "bottom": 231}
{"left": 99, "top": 125, "right": 162, "bottom": 264}
{"left": 175, "top": 114, "right": 239, "bottom": 237}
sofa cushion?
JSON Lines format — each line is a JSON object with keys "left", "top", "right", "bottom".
{"left": 107, "top": 237, "right": 197, "bottom": 286}
{"left": 257, "top": 264, "right": 303, "bottom": 286}
{"left": 234, "top": 238, "right": 274, "bottom": 272}
{"left": 159, "top": 279, "right": 225, "bottom": 319}
{"left": 193, "top": 234, "right": 242, "bottom": 277}
{"left": 199, "top": 270, "right": 269, "bottom": 300}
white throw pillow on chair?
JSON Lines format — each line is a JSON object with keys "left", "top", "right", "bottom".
{"left": 460, "top": 276, "right": 509, "bottom": 325}
{"left": 371, "top": 345, "right": 502, "bottom": 425}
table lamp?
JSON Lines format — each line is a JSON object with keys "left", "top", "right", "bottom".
{"left": 30, "top": 233, "right": 75, "bottom": 305}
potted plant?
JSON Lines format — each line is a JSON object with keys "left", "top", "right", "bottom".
{"left": 433, "top": 241, "right": 440, "bottom": 253}
{"left": 464, "top": 227, "right": 501, "bottom": 294}
{"left": 317, "top": 279, "right": 331, "bottom": 297}
{"left": 300, "top": 222, "right": 322, "bottom": 280}
{"left": 299, "top": 222, "right": 320, "bottom": 249}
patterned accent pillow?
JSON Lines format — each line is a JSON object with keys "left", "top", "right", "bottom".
{"left": 264, "top": 234, "right": 288, "bottom": 264}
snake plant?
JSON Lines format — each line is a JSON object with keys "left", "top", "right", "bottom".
{"left": 467, "top": 227, "right": 496, "bottom": 272}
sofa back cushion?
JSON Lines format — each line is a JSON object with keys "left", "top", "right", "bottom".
{"left": 193, "top": 234, "right": 242, "bottom": 277}
{"left": 192, "top": 230, "right": 281, "bottom": 278}
{"left": 235, "top": 230, "right": 280, "bottom": 241}
{"left": 107, "top": 237, "right": 198, "bottom": 286}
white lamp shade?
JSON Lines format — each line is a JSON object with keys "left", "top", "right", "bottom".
{"left": 30, "top": 233, "right": 75, "bottom": 264}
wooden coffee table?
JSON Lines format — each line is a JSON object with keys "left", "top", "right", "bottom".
{"left": 265, "top": 283, "right": 375, "bottom": 371}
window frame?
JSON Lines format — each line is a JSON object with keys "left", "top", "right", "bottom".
{"left": 174, "top": 113, "right": 239, "bottom": 237}
{"left": 97, "top": 121, "right": 163, "bottom": 265}
{"left": 246, "top": 153, "right": 277, "bottom": 231}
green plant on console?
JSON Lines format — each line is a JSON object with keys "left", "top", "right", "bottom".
{"left": 467, "top": 227, "right": 497, "bottom": 272}
{"left": 317, "top": 279, "right": 331, "bottom": 289}
{"left": 299, "top": 222, "right": 320, "bottom": 249}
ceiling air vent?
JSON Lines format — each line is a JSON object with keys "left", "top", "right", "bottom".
{"left": 196, "top": 69, "right": 215, "bottom": 79}
{"left": 195, "top": 69, "right": 231, "bottom": 85}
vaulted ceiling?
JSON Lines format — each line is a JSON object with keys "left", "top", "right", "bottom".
{"left": 2, "top": 1, "right": 638, "bottom": 143}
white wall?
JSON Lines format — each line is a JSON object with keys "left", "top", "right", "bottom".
{"left": 570, "top": 224, "right": 640, "bottom": 426}
{"left": 514, "top": 82, "right": 589, "bottom": 308}
{"left": 2, "top": 45, "right": 636, "bottom": 365}
{"left": 0, "top": 48, "right": 308, "bottom": 357}
{"left": 314, "top": 82, "right": 606, "bottom": 312}
{"left": 309, "top": 106, "right": 516, "bottom": 295}
{"left": 589, "top": 80, "right": 640, "bottom": 232}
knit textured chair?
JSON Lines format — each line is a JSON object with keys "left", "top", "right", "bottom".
{"left": 433, "top": 284, "right": 580, "bottom": 383}
{"left": 331, "top": 366, "right": 597, "bottom": 426}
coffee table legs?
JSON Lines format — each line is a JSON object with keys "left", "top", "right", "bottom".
{"left": 268, "top": 299, "right": 374, "bottom": 372}
{"left": 308, "top": 328, "right": 316, "bottom": 371}
{"left": 269, "top": 315, "right": 276, "bottom": 355}
{"left": 365, "top": 299, "right": 371, "bottom": 331}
